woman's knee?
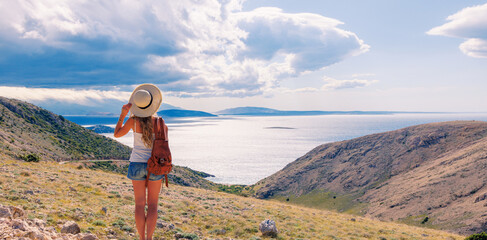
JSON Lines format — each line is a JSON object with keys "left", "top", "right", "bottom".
{"left": 135, "top": 198, "right": 146, "bottom": 208}
{"left": 147, "top": 203, "right": 158, "bottom": 211}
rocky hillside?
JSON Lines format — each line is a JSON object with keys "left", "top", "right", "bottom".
{"left": 0, "top": 159, "right": 463, "bottom": 239}
{"left": 0, "top": 96, "right": 131, "bottom": 161}
{"left": 253, "top": 121, "right": 487, "bottom": 234}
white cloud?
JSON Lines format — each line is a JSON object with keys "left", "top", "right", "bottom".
{"left": 0, "top": 86, "right": 131, "bottom": 105}
{"left": 0, "top": 0, "right": 369, "bottom": 97}
{"left": 459, "top": 38, "right": 487, "bottom": 58}
{"left": 279, "top": 87, "right": 320, "bottom": 94}
{"left": 351, "top": 73, "right": 376, "bottom": 78}
{"left": 321, "top": 76, "right": 377, "bottom": 90}
{"left": 427, "top": 3, "right": 487, "bottom": 58}
{"left": 235, "top": 7, "right": 370, "bottom": 71}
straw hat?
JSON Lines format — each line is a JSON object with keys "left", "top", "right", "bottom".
{"left": 128, "top": 84, "right": 162, "bottom": 117}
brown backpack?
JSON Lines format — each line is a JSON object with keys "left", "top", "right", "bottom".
{"left": 145, "top": 117, "right": 173, "bottom": 187}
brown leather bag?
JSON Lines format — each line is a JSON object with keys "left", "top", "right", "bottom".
{"left": 145, "top": 117, "right": 172, "bottom": 187}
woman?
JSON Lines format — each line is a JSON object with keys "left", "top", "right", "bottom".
{"left": 114, "top": 84, "right": 164, "bottom": 240}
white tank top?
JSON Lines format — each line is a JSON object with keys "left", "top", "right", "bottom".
{"left": 129, "top": 120, "right": 154, "bottom": 163}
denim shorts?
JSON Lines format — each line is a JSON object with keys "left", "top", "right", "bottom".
{"left": 127, "top": 162, "right": 164, "bottom": 181}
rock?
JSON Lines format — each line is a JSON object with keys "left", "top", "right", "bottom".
{"left": 77, "top": 233, "right": 99, "bottom": 240}
{"left": 174, "top": 233, "right": 183, "bottom": 239}
{"left": 24, "top": 229, "right": 48, "bottom": 240}
{"left": 29, "top": 218, "right": 46, "bottom": 228}
{"left": 11, "top": 218, "right": 29, "bottom": 231}
{"left": 213, "top": 229, "right": 226, "bottom": 235}
{"left": 105, "top": 228, "right": 116, "bottom": 235}
{"left": 9, "top": 206, "right": 25, "bottom": 218}
{"left": 156, "top": 220, "right": 175, "bottom": 230}
{"left": 61, "top": 221, "right": 81, "bottom": 234}
{"left": 350, "top": 218, "right": 356, "bottom": 222}
{"left": 156, "top": 220, "right": 165, "bottom": 228}
{"left": 0, "top": 205, "right": 11, "bottom": 218}
{"left": 106, "top": 234, "right": 117, "bottom": 239}
{"left": 101, "top": 207, "right": 107, "bottom": 215}
{"left": 475, "top": 193, "right": 487, "bottom": 203}
{"left": 259, "top": 219, "right": 278, "bottom": 237}
{"left": 24, "top": 190, "right": 35, "bottom": 195}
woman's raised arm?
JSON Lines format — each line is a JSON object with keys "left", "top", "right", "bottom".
{"left": 114, "top": 103, "right": 134, "bottom": 138}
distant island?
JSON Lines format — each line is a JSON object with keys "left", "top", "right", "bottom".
{"left": 157, "top": 109, "right": 217, "bottom": 118}
{"left": 86, "top": 125, "right": 115, "bottom": 134}
{"left": 216, "top": 106, "right": 434, "bottom": 116}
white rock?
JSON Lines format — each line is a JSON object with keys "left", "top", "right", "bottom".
{"left": 259, "top": 219, "right": 278, "bottom": 236}
{"left": 77, "top": 233, "right": 99, "bottom": 240}
{"left": 11, "top": 218, "right": 29, "bottom": 231}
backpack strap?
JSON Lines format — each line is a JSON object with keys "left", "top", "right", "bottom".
{"left": 154, "top": 117, "right": 165, "bottom": 140}
{"left": 164, "top": 119, "right": 168, "bottom": 141}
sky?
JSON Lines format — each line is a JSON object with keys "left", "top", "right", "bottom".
{"left": 0, "top": 0, "right": 486, "bottom": 114}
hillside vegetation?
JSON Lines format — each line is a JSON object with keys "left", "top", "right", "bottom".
{"left": 0, "top": 159, "right": 463, "bottom": 240}
{"left": 0, "top": 96, "right": 218, "bottom": 189}
{"left": 0, "top": 97, "right": 131, "bottom": 161}
{"left": 253, "top": 121, "right": 487, "bottom": 235}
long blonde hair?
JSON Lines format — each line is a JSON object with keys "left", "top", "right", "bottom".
{"left": 134, "top": 116, "right": 154, "bottom": 148}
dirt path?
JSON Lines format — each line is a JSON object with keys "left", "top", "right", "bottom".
{"left": 58, "top": 159, "right": 128, "bottom": 164}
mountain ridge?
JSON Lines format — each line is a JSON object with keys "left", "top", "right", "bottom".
{"left": 157, "top": 109, "right": 217, "bottom": 118}
{"left": 216, "top": 106, "right": 440, "bottom": 116}
{"left": 252, "top": 120, "right": 487, "bottom": 234}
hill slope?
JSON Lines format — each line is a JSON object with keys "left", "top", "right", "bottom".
{"left": 0, "top": 97, "right": 131, "bottom": 161}
{"left": 253, "top": 121, "right": 487, "bottom": 234}
{"left": 0, "top": 97, "right": 217, "bottom": 189}
{"left": 0, "top": 159, "right": 463, "bottom": 239}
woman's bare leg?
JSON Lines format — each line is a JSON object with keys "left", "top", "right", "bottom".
{"left": 132, "top": 180, "right": 147, "bottom": 240}
{"left": 146, "top": 179, "right": 162, "bottom": 240}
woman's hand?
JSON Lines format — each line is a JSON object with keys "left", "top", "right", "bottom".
{"left": 114, "top": 103, "right": 133, "bottom": 138}
{"left": 121, "top": 103, "right": 132, "bottom": 115}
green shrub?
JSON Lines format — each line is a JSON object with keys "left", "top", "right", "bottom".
{"left": 466, "top": 232, "right": 487, "bottom": 240}
{"left": 177, "top": 232, "right": 199, "bottom": 240}
{"left": 21, "top": 153, "right": 40, "bottom": 162}
{"left": 92, "top": 220, "right": 106, "bottom": 226}
{"left": 121, "top": 225, "right": 133, "bottom": 232}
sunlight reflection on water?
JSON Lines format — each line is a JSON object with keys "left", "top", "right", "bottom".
{"left": 99, "top": 113, "right": 487, "bottom": 185}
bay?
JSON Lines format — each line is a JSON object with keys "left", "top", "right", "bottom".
{"left": 68, "top": 113, "right": 487, "bottom": 185}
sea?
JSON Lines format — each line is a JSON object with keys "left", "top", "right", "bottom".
{"left": 65, "top": 113, "right": 487, "bottom": 185}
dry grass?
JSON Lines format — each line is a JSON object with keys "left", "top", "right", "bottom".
{"left": 0, "top": 159, "right": 464, "bottom": 240}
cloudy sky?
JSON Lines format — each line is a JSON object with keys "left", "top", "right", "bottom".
{"left": 0, "top": 0, "right": 486, "bottom": 114}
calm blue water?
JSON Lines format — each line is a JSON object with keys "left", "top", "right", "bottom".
{"left": 68, "top": 113, "right": 487, "bottom": 185}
